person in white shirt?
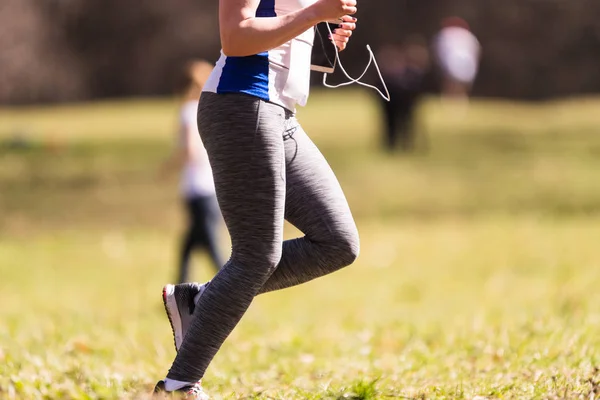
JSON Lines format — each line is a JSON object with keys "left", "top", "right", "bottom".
{"left": 160, "top": 60, "right": 224, "bottom": 284}
{"left": 433, "top": 16, "right": 481, "bottom": 101}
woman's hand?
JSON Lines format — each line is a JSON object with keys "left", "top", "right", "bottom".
{"left": 218, "top": 0, "right": 357, "bottom": 57}
{"left": 313, "top": 0, "right": 357, "bottom": 22}
{"left": 330, "top": 15, "right": 356, "bottom": 51}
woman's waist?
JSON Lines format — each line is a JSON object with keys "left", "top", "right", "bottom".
{"left": 202, "top": 30, "right": 315, "bottom": 109}
{"left": 222, "top": 29, "right": 313, "bottom": 69}
{"left": 204, "top": 45, "right": 311, "bottom": 89}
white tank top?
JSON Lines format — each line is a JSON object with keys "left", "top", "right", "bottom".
{"left": 203, "top": 0, "right": 317, "bottom": 112}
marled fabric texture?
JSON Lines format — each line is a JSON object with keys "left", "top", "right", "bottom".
{"left": 167, "top": 92, "right": 359, "bottom": 382}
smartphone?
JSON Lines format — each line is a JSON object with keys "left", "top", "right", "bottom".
{"left": 310, "top": 22, "right": 338, "bottom": 73}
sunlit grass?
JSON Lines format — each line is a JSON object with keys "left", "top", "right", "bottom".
{"left": 1, "top": 217, "right": 599, "bottom": 399}
{"left": 1, "top": 91, "right": 600, "bottom": 399}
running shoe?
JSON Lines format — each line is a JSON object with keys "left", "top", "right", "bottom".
{"left": 153, "top": 380, "right": 209, "bottom": 399}
{"left": 162, "top": 282, "right": 207, "bottom": 351}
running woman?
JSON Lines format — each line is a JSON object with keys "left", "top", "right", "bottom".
{"left": 154, "top": 0, "right": 359, "bottom": 397}
{"left": 160, "top": 60, "right": 225, "bottom": 284}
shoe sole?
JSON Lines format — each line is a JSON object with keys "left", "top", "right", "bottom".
{"left": 162, "top": 284, "right": 183, "bottom": 352}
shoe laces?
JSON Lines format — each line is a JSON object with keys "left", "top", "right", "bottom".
{"left": 184, "top": 382, "right": 207, "bottom": 398}
{"left": 186, "top": 382, "right": 202, "bottom": 393}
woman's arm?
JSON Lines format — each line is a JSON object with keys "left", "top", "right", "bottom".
{"left": 220, "top": 0, "right": 357, "bottom": 57}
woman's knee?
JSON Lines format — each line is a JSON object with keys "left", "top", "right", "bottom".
{"left": 331, "top": 226, "right": 360, "bottom": 268}
{"left": 233, "top": 243, "right": 282, "bottom": 277}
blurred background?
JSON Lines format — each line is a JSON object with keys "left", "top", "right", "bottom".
{"left": 2, "top": 0, "right": 600, "bottom": 104}
{"left": 1, "top": 1, "right": 600, "bottom": 398}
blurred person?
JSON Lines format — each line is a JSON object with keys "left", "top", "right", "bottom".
{"left": 377, "top": 37, "right": 430, "bottom": 152}
{"left": 153, "top": 0, "right": 360, "bottom": 397}
{"left": 433, "top": 16, "right": 481, "bottom": 104}
{"left": 159, "top": 60, "right": 225, "bottom": 284}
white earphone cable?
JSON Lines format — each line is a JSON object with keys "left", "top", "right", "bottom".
{"left": 322, "top": 23, "right": 391, "bottom": 102}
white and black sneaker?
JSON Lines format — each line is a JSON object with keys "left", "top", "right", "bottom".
{"left": 153, "top": 380, "right": 209, "bottom": 399}
{"left": 162, "top": 282, "right": 208, "bottom": 352}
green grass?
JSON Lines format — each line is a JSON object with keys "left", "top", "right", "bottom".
{"left": 1, "top": 90, "right": 600, "bottom": 399}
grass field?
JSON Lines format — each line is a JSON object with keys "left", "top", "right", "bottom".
{"left": 1, "top": 90, "right": 600, "bottom": 399}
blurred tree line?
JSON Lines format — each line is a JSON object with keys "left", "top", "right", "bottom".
{"left": 1, "top": 0, "right": 600, "bottom": 104}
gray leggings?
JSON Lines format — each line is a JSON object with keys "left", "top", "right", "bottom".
{"left": 167, "top": 92, "right": 360, "bottom": 382}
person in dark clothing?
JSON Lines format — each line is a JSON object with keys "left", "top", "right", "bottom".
{"left": 377, "top": 38, "right": 430, "bottom": 152}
